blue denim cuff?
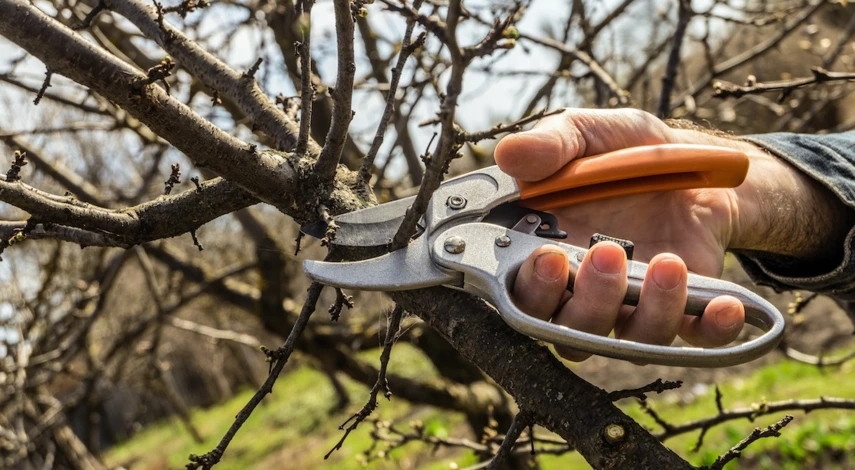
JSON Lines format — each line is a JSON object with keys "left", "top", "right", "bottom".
{"left": 735, "top": 133, "right": 855, "bottom": 300}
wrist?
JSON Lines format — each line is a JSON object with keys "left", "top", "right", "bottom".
{"left": 729, "top": 140, "right": 854, "bottom": 260}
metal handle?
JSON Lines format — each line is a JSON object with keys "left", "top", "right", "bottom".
{"left": 432, "top": 223, "right": 785, "bottom": 367}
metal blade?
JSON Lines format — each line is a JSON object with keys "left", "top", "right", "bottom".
{"left": 300, "top": 196, "right": 419, "bottom": 247}
{"left": 302, "top": 236, "right": 459, "bottom": 290}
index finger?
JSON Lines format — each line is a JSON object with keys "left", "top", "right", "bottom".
{"left": 494, "top": 108, "right": 673, "bottom": 182}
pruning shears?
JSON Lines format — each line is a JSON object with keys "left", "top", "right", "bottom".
{"left": 301, "top": 144, "right": 785, "bottom": 367}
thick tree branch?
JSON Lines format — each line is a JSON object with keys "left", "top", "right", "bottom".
{"left": 0, "top": 175, "right": 256, "bottom": 246}
{"left": 104, "top": 0, "right": 314, "bottom": 153}
{"left": 392, "top": 288, "right": 693, "bottom": 469}
{"left": 0, "top": 0, "right": 303, "bottom": 210}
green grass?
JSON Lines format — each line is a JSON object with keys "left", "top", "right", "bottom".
{"left": 105, "top": 346, "right": 854, "bottom": 470}
{"left": 105, "top": 344, "right": 469, "bottom": 470}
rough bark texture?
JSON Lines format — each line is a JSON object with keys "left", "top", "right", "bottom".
{"left": 393, "top": 288, "right": 693, "bottom": 469}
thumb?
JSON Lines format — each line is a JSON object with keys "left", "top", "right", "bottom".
{"left": 494, "top": 108, "right": 673, "bottom": 182}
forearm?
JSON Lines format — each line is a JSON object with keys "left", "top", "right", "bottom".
{"left": 730, "top": 139, "right": 855, "bottom": 265}
{"left": 732, "top": 132, "right": 855, "bottom": 297}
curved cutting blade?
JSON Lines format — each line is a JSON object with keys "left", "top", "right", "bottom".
{"left": 300, "top": 196, "right": 420, "bottom": 247}
{"left": 302, "top": 236, "right": 458, "bottom": 290}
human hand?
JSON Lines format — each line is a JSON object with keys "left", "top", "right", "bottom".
{"left": 494, "top": 108, "right": 840, "bottom": 361}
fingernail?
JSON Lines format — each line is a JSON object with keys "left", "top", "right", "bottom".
{"left": 590, "top": 244, "right": 623, "bottom": 274}
{"left": 652, "top": 259, "right": 683, "bottom": 290}
{"left": 535, "top": 252, "right": 565, "bottom": 281}
{"left": 714, "top": 304, "right": 741, "bottom": 330}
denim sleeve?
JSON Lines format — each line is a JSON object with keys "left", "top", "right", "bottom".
{"left": 736, "top": 132, "right": 855, "bottom": 301}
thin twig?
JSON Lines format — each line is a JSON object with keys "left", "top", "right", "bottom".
{"left": 186, "top": 279, "right": 329, "bottom": 469}
{"left": 314, "top": 0, "right": 356, "bottom": 182}
{"left": 326, "top": 305, "right": 406, "bottom": 459}
{"left": 705, "top": 416, "right": 794, "bottom": 470}
{"left": 33, "top": 69, "right": 52, "bottom": 106}
{"left": 72, "top": 1, "right": 106, "bottom": 30}
{"left": 713, "top": 67, "right": 855, "bottom": 101}
{"left": 359, "top": 0, "right": 426, "bottom": 186}
{"left": 608, "top": 378, "right": 683, "bottom": 402}
{"left": 390, "top": 0, "right": 467, "bottom": 250}
{"left": 295, "top": 0, "right": 315, "bottom": 155}
{"left": 164, "top": 163, "right": 181, "bottom": 195}
{"left": 458, "top": 108, "right": 561, "bottom": 144}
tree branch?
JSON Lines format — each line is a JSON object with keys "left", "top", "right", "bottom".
{"left": 314, "top": 0, "right": 357, "bottom": 181}
{"left": 657, "top": 0, "right": 692, "bottom": 118}
{"left": 104, "top": 0, "right": 312, "bottom": 153}
{"left": 359, "top": 6, "right": 426, "bottom": 186}
{"left": 187, "top": 280, "right": 328, "bottom": 469}
{"left": 0, "top": 0, "right": 302, "bottom": 210}
{"left": 0, "top": 174, "right": 257, "bottom": 246}
{"left": 713, "top": 67, "right": 855, "bottom": 100}
{"left": 705, "top": 415, "right": 794, "bottom": 470}
{"left": 295, "top": 0, "right": 315, "bottom": 155}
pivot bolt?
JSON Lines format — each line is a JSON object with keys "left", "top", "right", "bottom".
{"left": 444, "top": 236, "right": 466, "bottom": 254}
{"left": 495, "top": 235, "right": 511, "bottom": 247}
{"left": 447, "top": 195, "right": 467, "bottom": 210}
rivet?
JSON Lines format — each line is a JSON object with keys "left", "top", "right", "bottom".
{"left": 495, "top": 235, "right": 511, "bottom": 247}
{"left": 444, "top": 236, "right": 466, "bottom": 254}
{"left": 603, "top": 424, "right": 625, "bottom": 444}
{"left": 575, "top": 252, "right": 584, "bottom": 262}
{"left": 447, "top": 195, "right": 467, "bottom": 210}
{"left": 525, "top": 214, "right": 538, "bottom": 224}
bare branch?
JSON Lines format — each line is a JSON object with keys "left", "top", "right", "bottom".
{"left": 670, "top": 0, "right": 824, "bottom": 111}
{"left": 314, "top": 0, "right": 357, "bottom": 182}
{"left": 359, "top": 6, "right": 426, "bottom": 185}
{"left": 0, "top": 0, "right": 301, "bottom": 208}
{"left": 33, "top": 68, "right": 53, "bottom": 105}
{"left": 713, "top": 67, "right": 855, "bottom": 100}
{"left": 326, "top": 305, "right": 406, "bottom": 459}
{"left": 295, "top": 0, "right": 315, "bottom": 156}
{"left": 458, "top": 108, "right": 561, "bottom": 144}
{"left": 486, "top": 411, "right": 533, "bottom": 469}
{"left": 657, "top": 0, "right": 692, "bottom": 118}
{"left": 104, "top": 0, "right": 313, "bottom": 153}
{"left": 71, "top": 1, "right": 106, "bottom": 30}
{"left": 705, "top": 416, "right": 794, "bottom": 470}
{"left": 608, "top": 378, "right": 683, "bottom": 402}
{"left": 187, "top": 279, "right": 329, "bottom": 469}
{"left": 166, "top": 317, "right": 262, "bottom": 349}
{"left": 390, "top": 0, "right": 468, "bottom": 249}
{"left": 655, "top": 396, "right": 855, "bottom": 442}
{"left": 519, "top": 33, "right": 630, "bottom": 106}
{"left": 0, "top": 174, "right": 257, "bottom": 246}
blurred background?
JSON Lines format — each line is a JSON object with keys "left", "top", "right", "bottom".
{"left": 1, "top": 0, "right": 854, "bottom": 468}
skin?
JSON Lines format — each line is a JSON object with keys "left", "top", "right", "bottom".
{"left": 494, "top": 108, "right": 854, "bottom": 362}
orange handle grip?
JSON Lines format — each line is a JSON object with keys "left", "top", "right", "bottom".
{"left": 517, "top": 144, "right": 749, "bottom": 211}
